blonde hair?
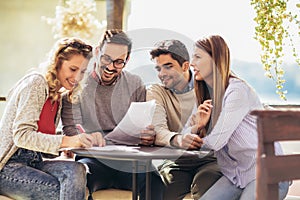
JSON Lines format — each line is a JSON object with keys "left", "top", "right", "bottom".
{"left": 44, "top": 37, "right": 92, "bottom": 103}
{"left": 194, "top": 35, "right": 233, "bottom": 134}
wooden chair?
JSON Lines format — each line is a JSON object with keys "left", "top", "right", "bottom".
{"left": 252, "top": 109, "right": 300, "bottom": 200}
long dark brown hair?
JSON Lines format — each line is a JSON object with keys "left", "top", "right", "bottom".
{"left": 194, "top": 35, "right": 232, "bottom": 133}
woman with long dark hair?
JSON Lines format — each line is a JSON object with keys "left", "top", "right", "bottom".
{"left": 189, "top": 35, "right": 289, "bottom": 200}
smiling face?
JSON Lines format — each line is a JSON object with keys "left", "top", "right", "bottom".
{"left": 190, "top": 47, "right": 214, "bottom": 87}
{"left": 57, "top": 54, "right": 89, "bottom": 90}
{"left": 153, "top": 54, "right": 189, "bottom": 91}
{"left": 97, "top": 43, "right": 128, "bottom": 85}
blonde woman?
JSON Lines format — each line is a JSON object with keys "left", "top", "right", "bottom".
{"left": 0, "top": 38, "right": 105, "bottom": 200}
{"left": 189, "top": 35, "right": 289, "bottom": 200}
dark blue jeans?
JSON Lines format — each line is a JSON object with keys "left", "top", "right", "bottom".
{"left": 77, "top": 156, "right": 165, "bottom": 200}
{"left": 0, "top": 149, "right": 86, "bottom": 200}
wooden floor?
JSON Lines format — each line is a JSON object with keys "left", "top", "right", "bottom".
{"left": 89, "top": 185, "right": 300, "bottom": 200}
{"left": 0, "top": 184, "right": 299, "bottom": 200}
{"left": 90, "top": 189, "right": 193, "bottom": 200}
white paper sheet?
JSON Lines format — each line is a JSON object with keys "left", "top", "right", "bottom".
{"left": 88, "top": 145, "right": 140, "bottom": 152}
{"left": 104, "top": 100, "right": 156, "bottom": 145}
{"left": 59, "top": 145, "right": 140, "bottom": 153}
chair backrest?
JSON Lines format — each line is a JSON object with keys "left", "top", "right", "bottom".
{"left": 252, "top": 109, "right": 300, "bottom": 200}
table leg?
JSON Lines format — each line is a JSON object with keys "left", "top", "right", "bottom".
{"left": 132, "top": 160, "right": 138, "bottom": 200}
{"left": 146, "top": 160, "right": 151, "bottom": 200}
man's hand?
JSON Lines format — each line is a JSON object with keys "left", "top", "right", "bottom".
{"left": 171, "top": 133, "right": 203, "bottom": 150}
{"left": 140, "top": 125, "right": 156, "bottom": 146}
{"left": 90, "top": 132, "right": 106, "bottom": 147}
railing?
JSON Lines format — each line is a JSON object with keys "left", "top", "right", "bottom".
{"left": 269, "top": 104, "right": 300, "bottom": 109}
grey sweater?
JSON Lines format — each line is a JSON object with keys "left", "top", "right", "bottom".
{"left": 61, "top": 70, "right": 146, "bottom": 136}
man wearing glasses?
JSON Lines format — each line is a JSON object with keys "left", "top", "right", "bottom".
{"left": 61, "top": 29, "right": 164, "bottom": 200}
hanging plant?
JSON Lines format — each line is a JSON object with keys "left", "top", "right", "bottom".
{"left": 251, "top": 0, "right": 300, "bottom": 100}
{"left": 42, "top": 0, "right": 106, "bottom": 40}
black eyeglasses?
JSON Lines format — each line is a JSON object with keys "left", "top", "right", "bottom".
{"left": 100, "top": 54, "right": 126, "bottom": 69}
